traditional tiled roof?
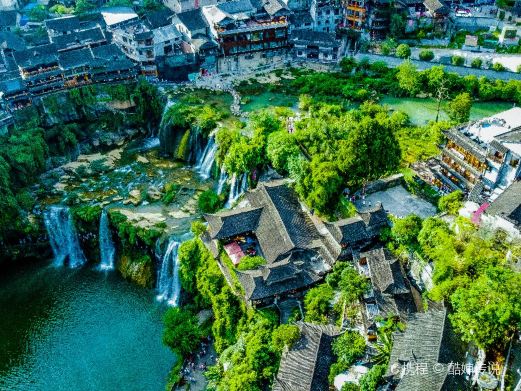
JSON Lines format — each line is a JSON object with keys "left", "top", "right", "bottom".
{"left": 205, "top": 206, "right": 264, "bottom": 239}
{"left": 486, "top": 181, "right": 521, "bottom": 227}
{"left": 273, "top": 322, "right": 341, "bottom": 391}
{"left": 218, "top": 0, "right": 255, "bottom": 14}
{"left": 58, "top": 48, "right": 93, "bottom": 69}
{"left": 45, "top": 16, "right": 81, "bottom": 33}
{"left": 13, "top": 44, "right": 59, "bottom": 69}
{"left": 204, "top": 180, "right": 335, "bottom": 302}
{"left": 326, "top": 216, "right": 368, "bottom": 245}
{"left": 387, "top": 309, "right": 467, "bottom": 391}
{"left": 423, "top": 0, "right": 449, "bottom": 14}
{"left": 0, "top": 11, "right": 18, "bottom": 29}
{"left": 0, "top": 32, "right": 26, "bottom": 52}
{"left": 290, "top": 29, "right": 339, "bottom": 48}
{"left": 52, "top": 27, "right": 107, "bottom": 51}
{"left": 289, "top": 10, "right": 313, "bottom": 25}
{"left": 177, "top": 9, "right": 208, "bottom": 32}
{"left": 364, "top": 247, "right": 408, "bottom": 295}
{"left": 325, "top": 203, "right": 389, "bottom": 247}
{"left": 144, "top": 8, "right": 174, "bottom": 29}
{"left": 262, "top": 0, "right": 289, "bottom": 16}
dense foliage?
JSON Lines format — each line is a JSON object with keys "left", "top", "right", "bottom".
{"left": 163, "top": 307, "right": 202, "bottom": 357}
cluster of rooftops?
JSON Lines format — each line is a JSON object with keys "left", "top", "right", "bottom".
{"left": 202, "top": 180, "right": 469, "bottom": 390}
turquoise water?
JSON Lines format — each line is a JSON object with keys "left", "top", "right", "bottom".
{"left": 0, "top": 263, "right": 174, "bottom": 391}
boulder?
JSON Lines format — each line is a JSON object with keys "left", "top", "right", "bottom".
{"left": 147, "top": 186, "right": 162, "bottom": 201}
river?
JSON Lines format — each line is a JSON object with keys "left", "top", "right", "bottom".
{"left": 0, "top": 262, "right": 174, "bottom": 391}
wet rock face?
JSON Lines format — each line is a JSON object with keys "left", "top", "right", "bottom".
{"left": 118, "top": 253, "right": 155, "bottom": 288}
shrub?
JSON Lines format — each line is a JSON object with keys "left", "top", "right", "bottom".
{"left": 162, "top": 183, "right": 181, "bottom": 204}
{"left": 471, "top": 58, "right": 483, "bottom": 68}
{"left": 162, "top": 307, "right": 201, "bottom": 357}
{"left": 198, "top": 190, "right": 221, "bottom": 213}
{"left": 396, "top": 44, "right": 411, "bottom": 59}
{"left": 492, "top": 62, "right": 506, "bottom": 72}
{"left": 451, "top": 56, "right": 465, "bottom": 66}
{"left": 236, "top": 255, "right": 266, "bottom": 270}
{"left": 517, "top": 64, "right": 521, "bottom": 73}
{"left": 419, "top": 49, "right": 434, "bottom": 61}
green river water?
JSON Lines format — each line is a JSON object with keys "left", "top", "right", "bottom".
{"left": 0, "top": 262, "right": 174, "bottom": 391}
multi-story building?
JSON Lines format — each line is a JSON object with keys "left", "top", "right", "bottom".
{"left": 104, "top": 7, "right": 184, "bottom": 76}
{"left": 310, "top": 0, "right": 342, "bottom": 33}
{"left": 435, "top": 107, "right": 521, "bottom": 202}
{"left": 342, "top": 0, "right": 366, "bottom": 32}
{"left": 202, "top": 0, "right": 290, "bottom": 72}
{"left": 366, "top": 0, "right": 391, "bottom": 39}
{"left": 289, "top": 29, "right": 339, "bottom": 61}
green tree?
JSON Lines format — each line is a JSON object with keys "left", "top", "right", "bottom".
{"left": 304, "top": 284, "right": 334, "bottom": 324}
{"left": 395, "top": 44, "right": 411, "bottom": 59}
{"left": 237, "top": 255, "right": 266, "bottom": 271}
{"left": 446, "top": 93, "right": 472, "bottom": 124}
{"left": 438, "top": 190, "right": 464, "bottom": 214}
{"left": 198, "top": 190, "right": 221, "bottom": 213}
{"left": 162, "top": 307, "right": 201, "bottom": 357}
{"left": 396, "top": 60, "right": 420, "bottom": 95}
{"left": 266, "top": 131, "right": 300, "bottom": 174}
{"left": 75, "top": 0, "right": 96, "bottom": 14}
{"left": 271, "top": 324, "right": 301, "bottom": 351}
{"left": 389, "top": 14, "right": 405, "bottom": 38}
{"left": 338, "top": 264, "right": 370, "bottom": 304}
{"left": 359, "top": 364, "right": 387, "bottom": 391}
{"left": 338, "top": 116, "right": 401, "bottom": 187}
{"left": 390, "top": 214, "right": 423, "bottom": 247}
{"left": 332, "top": 330, "right": 366, "bottom": 367}
{"left": 450, "top": 267, "right": 521, "bottom": 349}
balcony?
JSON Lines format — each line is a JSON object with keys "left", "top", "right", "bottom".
{"left": 443, "top": 148, "right": 483, "bottom": 178}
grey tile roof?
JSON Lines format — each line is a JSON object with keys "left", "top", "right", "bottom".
{"left": 486, "top": 181, "right": 521, "bottom": 227}
{"left": 177, "top": 9, "right": 208, "bottom": 32}
{"left": 144, "top": 8, "right": 174, "bottom": 29}
{"left": 290, "top": 29, "right": 339, "bottom": 48}
{"left": 273, "top": 322, "right": 341, "bottom": 391}
{"left": 205, "top": 206, "right": 264, "bottom": 239}
{"left": 387, "top": 309, "right": 468, "bottom": 391}
{"left": 289, "top": 10, "right": 313, "bottom": 25}
{"left": 45, "top": 16, "right": 81, "bottom": 32}
{"left": 205, "top": 180, "right": 336, "bottom": 302}
{"left": 364, "top": 247, "right": 409, "bottom": 295}
{"left": 262, "top": 0, "right": 289, "bottom": 16}
{"left": 58, "top": 48, "right": 93, "bottom": 69}
{"left": 52, "top": 27, "right": 107, "bottom": 51}
{"left": 13, "top": 44, "right": 59, "bottom": 69}
{"left": 218, "top": 0, "right": 255, "bottom": 14}
{"left": 0, "top": 32, "right": 26, "bottom": 52}
{"left": 0, "top": 11, "right": 18, "bottom": 28}
{"left": 325, "top": 203, "right": 389, "bottom": 246}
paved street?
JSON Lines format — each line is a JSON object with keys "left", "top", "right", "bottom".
{"left": 354, "top": 53, "right": 521, "bottom": 80}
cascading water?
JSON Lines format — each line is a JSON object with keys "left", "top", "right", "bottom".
{"left": 225, "top": 173, "right": 248, "bottom": 208}
{"left": 156, "top": 238, "right": 181, "bottom": 306}
{"left": 216, "top": 167, "right": 227, "bottom": 195}
{"left": 44, "top": 206, "right": 86, "bottom": 268}
{"left": 99, "top": 209, "right": 116, "bottom": 271}
{"left": 197, "top": 137, "right": 217, "bottom": 180}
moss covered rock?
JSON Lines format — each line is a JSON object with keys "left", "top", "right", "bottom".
{"left": 118, "top": 253, "right": 155, "bottom": 288}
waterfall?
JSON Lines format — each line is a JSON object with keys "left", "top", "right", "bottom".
{"left": 158, "top": 98, "right": 176, "bottom": 133}
{"left": 225, "top": 173, "right": 248, "bottom": 208}
{"left": 196, "top": 137, "right": 217, "bottom": 180}
{"left": 216, "top": 167, "right": 228, "bottom": 195}
{"left": 44, "top": 206, "right": 86, "bottom": 268}
{"left": 99, "top": 209, "right": 116, "bottom": 271}
{"left": 156, "top": 238, "right": 181, "bottom": 306}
